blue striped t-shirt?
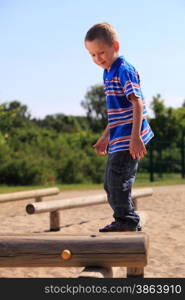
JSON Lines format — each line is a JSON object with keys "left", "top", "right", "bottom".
{"left": 103, "top": 56, "right": 154, "bottom": 153}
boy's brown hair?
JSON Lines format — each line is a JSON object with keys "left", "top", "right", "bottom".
{"left": 85, "top": 22, "right": 118, "bottom": 45}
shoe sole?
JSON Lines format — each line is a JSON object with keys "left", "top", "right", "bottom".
{"left": 99, "top": 227, "right": 141, "bottom": 232}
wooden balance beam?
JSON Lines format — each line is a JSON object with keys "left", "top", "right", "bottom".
{"left": 0, "top": 187, "right": 60, "bottom": 204}
{"left": 26, "top": 188, "right": 153, "bottom": 231}
{"left": 0, "top": 232, "right": 149, "bottom": 278}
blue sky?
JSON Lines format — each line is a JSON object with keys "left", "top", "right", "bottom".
{"left": 0, "top": 0, "right": 185, "bottom": 118}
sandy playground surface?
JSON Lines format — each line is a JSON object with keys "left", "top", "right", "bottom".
{"left": 0, "top": 184, "right": 185, "bottom": 278}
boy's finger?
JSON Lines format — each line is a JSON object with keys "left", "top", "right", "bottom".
{"left": 130, "top": 152, "right": 136, "bottom": 159}
{"left": 143, "top": 145, "right": 147, "bottom": 154}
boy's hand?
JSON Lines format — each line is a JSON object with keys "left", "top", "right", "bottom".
{"left": 129, "top": 136, "right": 147, "bottom": 159}
{"left": 93, "top": 136, "right": 109, "bottom": 156}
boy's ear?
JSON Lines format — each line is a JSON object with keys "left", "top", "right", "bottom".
{"left": 113, "top": 41, "right": 119, "bottom": 52}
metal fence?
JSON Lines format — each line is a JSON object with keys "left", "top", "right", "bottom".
{"left": 138, "top": 135, "right": 185, "bottom": 182}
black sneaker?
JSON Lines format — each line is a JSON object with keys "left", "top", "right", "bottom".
{"left": 99, "top": 221, "right": 141, "bottom": 232}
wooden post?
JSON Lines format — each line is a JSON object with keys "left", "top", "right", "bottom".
{"left": 35, "top": 196, "right": 42, "bottom": 202}
{"left": 127, "top": 231, "right": 149, "bottom": 277}
{"left": 50, "top": 211, "right": 60, "bottom": 231}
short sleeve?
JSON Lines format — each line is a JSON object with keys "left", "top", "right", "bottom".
{"left": 119, "top": 67, "right": 143, "bottom": 99}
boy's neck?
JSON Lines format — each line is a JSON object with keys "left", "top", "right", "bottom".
{"left": 107, "top": 54, "right": 120, "bottom": 71}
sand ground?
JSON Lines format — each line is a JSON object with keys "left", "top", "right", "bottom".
{"left": 0, "top": 184, "right": 185, "bottom": 278}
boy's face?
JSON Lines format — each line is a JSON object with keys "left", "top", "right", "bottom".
{"left": 85, "top": 39, "right": 119, "bottom": 70}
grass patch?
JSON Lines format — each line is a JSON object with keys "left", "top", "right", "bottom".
{"left": 0, "top": 183, "right": 103, "bottom": 194}
{"left": 135, "top": 172, "right": 185, "bottom": 187}
{"left": 0, "top": 173, "right": 184, "bottom": 194}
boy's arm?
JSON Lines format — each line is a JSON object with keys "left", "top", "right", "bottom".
{"left": 93, "top": 124, "right": 109, "bottom": 155}
{"left": 128, "top": 94, "right": 147, "bottom": 159}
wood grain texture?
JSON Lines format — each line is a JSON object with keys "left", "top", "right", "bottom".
{"left": 26, "top": 188, "right": 153, "bottom": 214}
{"left": 50, "top": 211, "right": 60, "bottom": 231}
{"left": 0, "top": 233, "right": 149, "bottom": 268}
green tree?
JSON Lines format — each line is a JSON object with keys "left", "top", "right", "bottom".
{"left": 150, "top": 94, "right": 179, "bottom": 144}
{"left": 33, "top": 114, "right": 89, "bottom": 133}
{"left": 0, "top": 100, "right": 31, "bottom": 133}
{"left": 149, "top": 94, "right": 185, "bottom": 176}
{"left": 81, "top": 84, "right": 107, "bottom": 132}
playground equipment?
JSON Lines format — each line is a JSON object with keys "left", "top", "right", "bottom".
{"left": 26, "top": 188, "right": 153, "bottom": 231}
{"left": 0, "top": 187, "right": 60, "bottom": 203}
{"left": 0, "top": 232, "right": 149, "bottom": 278}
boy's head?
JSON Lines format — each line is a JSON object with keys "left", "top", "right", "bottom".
{"left": 85, "top": 22, "right": 120, "bottom": 70}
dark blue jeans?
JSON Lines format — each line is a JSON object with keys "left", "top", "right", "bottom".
{"left": 104, "top": 150, "right": 140, "bottom": 225}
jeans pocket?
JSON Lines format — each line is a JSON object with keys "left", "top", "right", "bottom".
{"left": 108, "top": 164, "right": 131, "bottom": 189}
{"left": 107, "top": 151, "right": 138, "bottom": 189}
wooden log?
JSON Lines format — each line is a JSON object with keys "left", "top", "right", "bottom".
{"left": 26, "top": 188, "right": 153, "bottom": 215}
{"left": 26, "top": 194, "right": 106, "bottom": 214}
{"left": 0, "top": 233, "right": 149, "bottom": 268}
{"left": 0, "top": 187, "right": 60, "bottom": 204}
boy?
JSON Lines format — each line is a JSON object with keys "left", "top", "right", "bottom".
{"left": 85, "top": 23, "right": 154, "bottom": 232}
